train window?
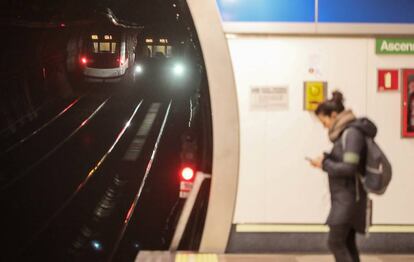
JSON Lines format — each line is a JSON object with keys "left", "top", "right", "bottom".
{"left": 91, "top": 41, "right": 118, "bottom": 53}
{"left": 91, "top": 35, "right": 98, "bottom": 40}
{"left": 111, "top": 43, "right": 117, "bottom": 54}
{"left": 92, "top": 42, "right": 99, "bottom": 53}
{"left": 104, "top": 35, "right": 113, "bottom": 40}
{"left": 153, "top": 45, "right": 166, "bottom": 56}
{"left": 146, "top": 46, "right": 153, "bottom": 57}
{"left": 99, "top": 42, "right": 111, "bottom": 52}
{"left": 166, "top": 46, "right": 173, "bottom": 57}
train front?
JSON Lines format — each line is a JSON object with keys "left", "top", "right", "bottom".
{"left": 80, "top": 31, "right": 129, "bottom": 83}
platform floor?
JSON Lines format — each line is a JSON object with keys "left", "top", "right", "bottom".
{"left": 137, "top": 252, "right": 414, "bottom": 262}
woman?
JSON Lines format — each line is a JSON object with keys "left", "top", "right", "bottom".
{"left": 309, "top": 91, "right": 376, "bottom": 262}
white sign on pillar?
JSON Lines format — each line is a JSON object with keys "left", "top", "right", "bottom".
{"left": 250, "top": 86, "right": 289, "bottom": 111}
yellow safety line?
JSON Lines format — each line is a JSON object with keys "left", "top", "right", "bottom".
{"left": 175, "top": 253, "right": 218, "bottom": 262}
{"left": 370, "top": 225, "right": 414, "bottom": 233}
{"left": 236, "top": 224, "right": 328, "bottom": 233}
{"left": 175, "top": 253, "right": 187, "bottom": 262}
{"left": 236, "top": 224, "right": 414, "bottom": 233}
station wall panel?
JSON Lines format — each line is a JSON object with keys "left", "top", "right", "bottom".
{"left": 228, "top": 36, "right": 414, "bottom": 225}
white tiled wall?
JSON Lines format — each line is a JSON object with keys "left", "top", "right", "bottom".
{"left": 229, "top": 36, "right": 414, "bottom": 224}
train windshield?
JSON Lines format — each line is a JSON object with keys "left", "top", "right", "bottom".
{"left": 90, "top": 34, "right": 119, "bottom": 54}
{"left": 85, "top": 33, "right": 122, "bottom": 68}
{"left": 143, "top": 38, "right": 173, "bottom": 58}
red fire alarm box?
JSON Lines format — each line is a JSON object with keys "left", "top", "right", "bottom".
{"left": 378, "top": 69, "right": 399, "bottom": 91}
{"left": 402, "top": 69, "right": 414, "bottom": 138}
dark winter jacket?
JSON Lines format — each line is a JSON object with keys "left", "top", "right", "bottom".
{"left": 323, "top": 112, "right": 377, "bottom": 233}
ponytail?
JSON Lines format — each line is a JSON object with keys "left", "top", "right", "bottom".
{"left": 315, "top": 91, "right": 345, "bottom": 116}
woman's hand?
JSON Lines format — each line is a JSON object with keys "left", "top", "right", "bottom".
{"left": 309, "top": 156, "right": 324, "bottom": 169}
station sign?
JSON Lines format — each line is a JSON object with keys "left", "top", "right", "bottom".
{"left": 250, "top": 86, "right": 289, "bottom": 111}
{"left": 376, "top": 38, "right": 414, "bottom": 55}
{"left": 378, "top": 69, "right": 399, "bottom": 91}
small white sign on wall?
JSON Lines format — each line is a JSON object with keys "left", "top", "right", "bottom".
{"left": 250, "top": 86, "right": 289, "bottom": 111}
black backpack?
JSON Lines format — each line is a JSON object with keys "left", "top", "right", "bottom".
{"left": 342, "top": 128, "right": 392, "bottom": 195}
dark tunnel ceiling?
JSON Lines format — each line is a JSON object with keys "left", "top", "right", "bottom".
{"left": 0, "top": 0, "right": 188, "bottom": 29}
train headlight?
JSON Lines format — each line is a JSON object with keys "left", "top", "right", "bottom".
{"left": 173, "top": 63, "right": 185, "bottom": 77}
{"left": 135, "top": 64, "right": 143, "bottom": 74}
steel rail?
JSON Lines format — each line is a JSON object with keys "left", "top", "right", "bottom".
{"left": 2, "top": 96, "right": 84, "bottom": 155}
{"left": 19, "top": 99, "right": 144, "bottom": 255}
{"left": 107, "top": 100, "right": 172, "bottom": 262}
{"left": 0, "top": 97, "right": 110, "bottom": 192}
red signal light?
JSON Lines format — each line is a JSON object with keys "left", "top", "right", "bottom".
{"left": 181, "top": 167, "right": 194, "bottom": 181}
{"left": 81, "top": 57, "right": 88, "bottom": 65}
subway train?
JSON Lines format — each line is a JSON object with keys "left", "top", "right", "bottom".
{"left": 79, "top": 28, "right": 137, "bottom": 83}
{"left": 133, "top": 36, "right": 184, "bottom": 81}
{"left": 133, "top": 34, "right": 202, "bottom": 94}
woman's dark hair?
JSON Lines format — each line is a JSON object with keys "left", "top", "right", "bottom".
{"left": 315, "top": 91, "right": 345, "bottom": 116}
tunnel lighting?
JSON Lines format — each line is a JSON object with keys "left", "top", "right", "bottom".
{"left": 173, "top": 4, "right": 177, "bottom": 7}
{"left": 91, "top": 240, "right": 103, "bottom": 251}
{"left": 135, "top": 65, "right": 143, "bottom": 74}
{"left": 173, "top": 63, "right": 185, "bottom": 76}
{"left": 181, "top": 167, "right": 194, "bottom": 181}
{"left": 145, "top": 39, "right": 153, "bottom": 43}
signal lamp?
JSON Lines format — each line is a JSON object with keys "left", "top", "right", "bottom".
{"left": 181, "top": 167, "right": 194, "bottom": 181}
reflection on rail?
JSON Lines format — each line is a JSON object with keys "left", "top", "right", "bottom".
{"left": 108, "top": 100, "right": 172, "bottom": 261}
{"left": 20, "top": 99, "right": 144, "bottom": 254}
{"left": 0, "top": 98, "right": 110, "bottom": 192}
{"left": 2, "top": 96, "right": 84, "bottom": 154}
{"left": 81, "top": 99, "right": 143, "bottom": 188}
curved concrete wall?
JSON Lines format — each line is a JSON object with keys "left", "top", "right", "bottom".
{"left": 187, "top": 0, "right": 240, "bottom": 253}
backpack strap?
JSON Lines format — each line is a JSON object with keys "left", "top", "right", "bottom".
{"left": 341, "top": 128, "right": 362, "bottom": 202}
{"left": 341, "top": 128, "right": 349, "bottom": 151}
